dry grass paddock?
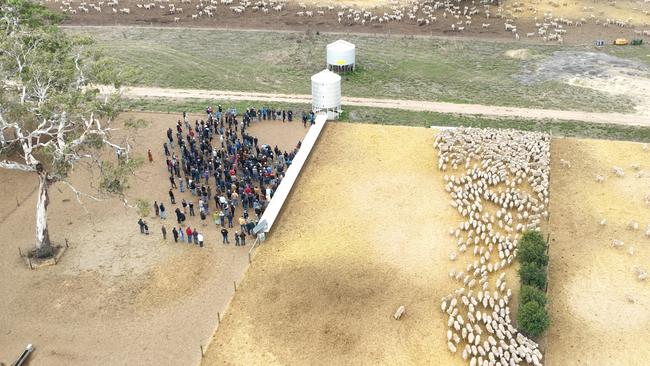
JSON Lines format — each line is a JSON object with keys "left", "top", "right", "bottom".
{"left": 202, "top": 123, "right": 526, "bottom": 365}
{"left": 546, "top": 138, "right": 650, "bottom": 365}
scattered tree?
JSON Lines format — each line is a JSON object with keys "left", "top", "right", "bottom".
{"left": 518, "top": 230, "right": 548, "bottom": 266}
{"left": 519, "top": 285, "right": 547, "bottom": 307}
{"left": 0, "top": 0, "right": 136, "bottom": 257}
{"left": 519, "top": 262, "right": 547, "bottom": 290}
{"left": 135, "top": 199, "right": 151, "bottom": 218}
{"left": 517, "top": 300, "right": 550, "bottom": 338}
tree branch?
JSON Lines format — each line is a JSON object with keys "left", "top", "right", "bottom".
{"left": 0, "top": 159, "right": 36, "bottom": 171}
{"left": 59, "top": 180, "right": 104, "bottom": 214}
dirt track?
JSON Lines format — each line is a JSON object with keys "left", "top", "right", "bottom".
{"left": 112, "top": 86, "right": 650, "bottom": 127}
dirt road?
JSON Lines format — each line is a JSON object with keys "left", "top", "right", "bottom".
{"left": 110, "top": 86, "right": 650, "bottom": 127}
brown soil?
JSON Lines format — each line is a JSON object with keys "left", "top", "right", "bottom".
{"left": 45, "top": 0, "right": 649, "bottom": 45}
{"left": 0, "top": 111, "right": 307, "bottom": 366}
{"left": 546, "top": 138, "right": 650, "bottom": 365}
{"left": 201, "top": 123, "right": 468, "bottom": 365}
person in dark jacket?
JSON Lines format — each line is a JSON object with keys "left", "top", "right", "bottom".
{"left": 169, "top": 189, "right": 176, "bottom": 204}
{"left": 172, "top": 227, "right": 179, "bottom": 243}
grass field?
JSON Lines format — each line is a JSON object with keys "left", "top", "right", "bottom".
{"left": 69, "top": 27, "right": 650, "bottom": 113}
{"left": 123, "top": 97, "right": 650, "bottom": 142}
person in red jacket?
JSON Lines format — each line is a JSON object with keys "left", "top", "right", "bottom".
{"left": 185, "top": 227, "right": 193, "bottom": 243}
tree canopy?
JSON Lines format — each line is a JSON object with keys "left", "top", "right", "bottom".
{"left": 0, "top": 0, "right": 138, "bottom": 255}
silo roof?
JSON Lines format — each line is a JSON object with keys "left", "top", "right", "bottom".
{"left": 311, "top": 69, "right": 341, "bottom": 83}
{"left": 327, "top": 39, "right": 355, "bottom": 51}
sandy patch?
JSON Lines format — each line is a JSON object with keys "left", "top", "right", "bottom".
{"left": 567, "top": 74, "right": 650, "bottom": 115}
{"left": 505, "top": 48, "right": 531, "bottom": 60}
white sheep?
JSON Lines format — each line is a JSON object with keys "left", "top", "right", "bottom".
{"left": 393, "top": 305, "right": 405, "bottom": 320}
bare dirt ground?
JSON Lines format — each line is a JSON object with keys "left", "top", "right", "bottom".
{"left": 0, "top": 111, "right": 307, "bottom": 366}
{"left": 546, "top": 138, "right": 650, "bottom": 365}
{"left": 201, "top": 123, "right": 471, "bottom": 365}
{"left": 109, "top": 85, "right": 650, "bottom": 124}
{"left": 44, "top": 0, "right": 650, "bottom": 45}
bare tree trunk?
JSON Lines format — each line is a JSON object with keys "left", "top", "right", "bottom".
{"left": 35, "top": 170, "right": 53, "bottom": 257}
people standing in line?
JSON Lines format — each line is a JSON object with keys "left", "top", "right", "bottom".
{"left": 235, "top": 231, "right": 241, "bottom": 246}
{"left": 178, "top": 226, "right": 185, "bottom": 242}
{"left": 161, "top": 226, "right": 167, "bottom": 240}
{"left": 154, "top": 200, "right": 159, "bottom": 217}
{"left": 221, "top": 228, "right": 229, "bottom": 244}
{"left": 219, "top": 209, "right": 225, "bottom": 227}
{"left": 172, "top": 227, "right": 179, "bottom": 242}
{"left": 143, "top": 222, "right": 150, "bottom": 235}
{"left": 239, "top": 231, "right": 246, "bottom": 246}
{"left": 186, "top": 226, "right": 193, "bottom": 243}
{"left": 193, "top": 229, "right": 199, "bottom": 245}
{"left": 159, "top": 202, "right": 166, "bottom": 219}
{"left": 189, "top": 202, "right": 195, "bottom": 216}
{"left": 148, "top": 149, "right": 153, "bottom": 163}
{"left": 170, "top": 175, "right": 177, "bottom": 189}
{"left": 239, "top": 216, "right": 246, "bottom": 232}
{"left": 227, "top": 210, "right": 233, "bottom": 228}
{"left": 197, "top": 232, "right": 204, "bottom": 247}
{"left": 138, "top": 218, "right": 145, "bottom": 234}
{"left": 200, "top": 210, "right": 207, "bottom": 226}
{"left": 169, "top": 189, "right": 176, "bottom": 204}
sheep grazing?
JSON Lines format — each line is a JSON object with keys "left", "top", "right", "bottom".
{"left": 560, "top": 159, "right": 571, "bottom": 168}
{"left": 628, "top": 221, "right": 639, "bottom": 231}
{"left": 595, "top": 174, "right": 604, "bottom": 183}
{"left": 634, "top": 266, "right": 648, "bottom": 281}
{"left": 599, "top": 218, "right": 607, "bottom": 226}
{"left": 611, "top": 239, "right": 624, "bottom": 248}
{"left": 612, "top": 166, "right": 625, "bottom": 177}
{"left": 393, "top": 305, "right": 405, "bottom": 320}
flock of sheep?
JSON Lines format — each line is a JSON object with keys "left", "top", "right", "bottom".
{"left": 434, "top": 128, "right": 550, "bottom": 366}
{"left": 48, "top": 0, "right": 650, "bottom": 41}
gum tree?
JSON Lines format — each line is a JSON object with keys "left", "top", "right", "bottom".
{"left": 0, "top": 0, "right": 137, "bottom": 257}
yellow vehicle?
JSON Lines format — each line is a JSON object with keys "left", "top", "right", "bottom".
{"left": 614, "top": 38, "right": 629, "bottom": 45}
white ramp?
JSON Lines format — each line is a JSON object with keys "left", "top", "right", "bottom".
{"left": 258, "top": 114, "right": 328, "bottom": 234}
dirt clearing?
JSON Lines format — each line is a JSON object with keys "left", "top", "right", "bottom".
{"left": 517, "top": 51, "right": 650, "bottom": 114}
{"left": 0, "top": 111, "right": 307, "bottom": 366}
{"left": 547, "top": 138, "right": 650, "bottom": 365}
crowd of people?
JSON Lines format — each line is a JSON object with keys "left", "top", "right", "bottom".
{"left": 137, "top": 105, "right": 308, "bottom": 248}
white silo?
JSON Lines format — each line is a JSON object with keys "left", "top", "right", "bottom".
{"left": 311, "top": 69, "right": 341, "bottom": 120}
{"left": 326, "top": 40, "right": 355, "bottom": 73}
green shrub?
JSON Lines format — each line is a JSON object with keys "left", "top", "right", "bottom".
{"left": 519, "top": 285, "right": 547, "bottom": 307}
{"left": 519, "top": 262, "right": 547, "bottom": 290}
{"left": 517, "top": 300, "right": 550, "bottom": 338}
{"left": 518, "top": 231, "right": 548, "bottom": 266}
